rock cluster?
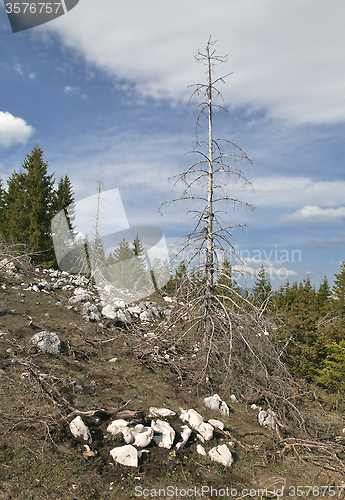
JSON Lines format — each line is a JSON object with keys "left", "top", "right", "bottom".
{"left": 67, "top": 401, "right": 240, "bottom": 468}
{"left": 2, "top": 263, "right": 174, "bottom": 325}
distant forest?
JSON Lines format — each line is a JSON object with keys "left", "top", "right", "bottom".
{"left": 1, "top": 145, "right": 345, "bottom": 394}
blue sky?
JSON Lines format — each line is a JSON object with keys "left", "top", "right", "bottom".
{"left": 1, "top": 0, "right": 345, "bottom": 290}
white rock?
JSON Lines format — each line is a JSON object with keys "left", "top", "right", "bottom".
{"left": 197, "top": 422, "right": 214, "bottom": 441}
{"left": 30, "top": 331, "right": 61, "bottom": 354}
{"left": 208, "top": 444, "right": 233, "bottom": 467}
{"left": 121, "top": 427, "right": 135, "bottom": 444}
{"left": 109, "top": 358, "right": 118, "bottom": 363}
{"left": 116, "top": 309, "right": 132, "bottom": 323}
{"left": 220, "top": 401, "right": 230, "bottom": 416}
{"left": 180, "top": 409, "right": 204, "bottom": 429}
{"left": 208, "top": 419, "right": 224, "bottom": 431}
{"left": 69, "top": 416, "right": 92, "bottom": 444}
{"left": 151, "top": 420, "right": 175, "bottom": 449}
{"left": 39, "top": 281, "right": 50, "bottom": 291}
{"left": 176, "top": 426, "right": 192, "bottom": 450}
{"left": 128, "top": 306, "right": 142, "bottom": 315}
{"left": 110, "top": 445, "right": 141, "bottom": 467}
{"left": 258, "top": 410, "right": 276, "bottom": 430}
{"left": 131, "top": 424, "right": 154, "bottom": 447}
{"left": 113, "top": 299, "right": 126, "bottom": 308}
{"left": 204, "top": 394, "right": 222, "bottom": 410}
{"left": 140, "top": 310, "right": 154, "bottom": 322}
{"left": 230, "top": 394, "right": 237, "bottom": 402}
{"left": 251, "top": 404, "right": 258, "bottom": 410}
{"left": 196, "top": 444, "right": 206, "bottom": 456}
{"left": 149, "top": 407, "right": 176, "bottom": 418}
{"left": 102, "top": 304, "right": 117, "bottom": 319}
{"left": 107, "top": 419, "right": 130, "bottom": 435}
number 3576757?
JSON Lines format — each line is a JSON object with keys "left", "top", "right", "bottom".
{"left": 5, "top": 3, "right": 62, "bottom": 14}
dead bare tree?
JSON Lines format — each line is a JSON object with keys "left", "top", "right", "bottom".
{"left": 132, "top": 38, "right": 336, "bottom": 439}
{"left": 160, "top": 37, "right": 254, "bottom": 350}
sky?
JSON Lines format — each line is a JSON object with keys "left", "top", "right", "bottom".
{"left": 0, "top": 0, "right": 345, "bottom": 290}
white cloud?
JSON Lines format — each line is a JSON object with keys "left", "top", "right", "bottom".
{"left": 233, "top": 261, "right": 298, "bottom": 279}
{"left": 310, "top": 233, "right": 345, "bottom": 250}
{"left": 235, "top": 177, "right": 345, "bottom": 210}
{"left": 46, "top": 0, "right": 345, "bottom": 125}
{"left": 64, "top": 86, "right": 87, "bottom": 99}
{"left": 0, "top": 112, "right": 35, "bottom": 147}
{"left": 14, "top": 63, "right": 23, "bottom": 76}
{"left": 280, "top": 206, "right": 345, "bottom": 226}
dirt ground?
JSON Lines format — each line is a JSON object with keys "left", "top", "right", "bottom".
{"left": 1, "top": 265, "right": 345, "bottom": 500}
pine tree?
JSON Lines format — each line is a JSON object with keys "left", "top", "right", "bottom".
{"left": 284, "top": 276, "right": 319, "bottom": 376}
{"left": 111, "top": 238, "right": 133, "bottom": 262}
{"left": 252, "top": 265, "right": 272, "bottom": 310}
{"left": 5, "top": 145, "right": 55, "bottom": 265}
{"left": 216, "top": 257, "right": 240, "bottom": 300}
{"left": 53, "top": 175, "right": 76, "bottom": 232}
{"left": 332, "top": 262, "right": 345, "bottom": 316}
{"left": 51, "top": 174, "right": 77, "bottom": 271}
{"left": 316, "top": 275, "right": 331, "bottom": 315}
{"left": 165, "top": 261, "right": 188, "bottom": 295}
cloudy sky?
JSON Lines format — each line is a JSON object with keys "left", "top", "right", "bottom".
{"left": 1, "top": 0, "right": 345, "bottom": 289}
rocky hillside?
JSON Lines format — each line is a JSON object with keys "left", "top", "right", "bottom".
{"left": 0, "top": 258, "right": 344, "bottom": 500}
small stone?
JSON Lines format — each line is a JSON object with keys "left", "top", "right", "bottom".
{"left": 208, "top": 419, "right": 224, "bottom": 431}
{"left": 30, "top": 331, "right": 61, "bottom": 354}
{"left": 102, "top": 304, "right": 116, "bottom": 319}
{"left": 204, "top": 394, "right": 222, "bottom": 410}
{"left": 208, "top": 444, "right": 233, "bottom": 467}
{"left": 140, "top": 310, "right": 154, "bottom": 322}
{"left": 69, "top": 416, "right": 92, "bottom": 444}
{"left": 151, "top": 420, "right": 175, "bottom": 449}
{"left": 109, "top": 358, "right": 118, "bottom": 363}
{"left": 149, "top": 407, "right": 176, "bottom": 418}
{"left": 196, "top": 444, "right": 206, "bottom": 456}
{"left": 176, "top": 426, "right": 192, "bottom": 450}
{"left": 258, "top": 410, "right": 276, "bottom": 430}
{"left": 110, "top": 444, "right": 141, "bottom": 467}
{"left": 131, "top": 424, "right": 154, "bottom": 447}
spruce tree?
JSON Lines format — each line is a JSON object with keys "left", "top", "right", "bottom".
{"left": 5, "top": 145, "right": 55, "bottom": 265}
{"left": 332, "top": 262, "right": 345, "bottom": 316}
{"left": 316, "top": 275, "right": 331, "bottom": 315}
{"left": 252, "top": 264, "right": 272, "bottom": 309}
{"left": 53, "top": 175, "right": 76, "bottom": 232}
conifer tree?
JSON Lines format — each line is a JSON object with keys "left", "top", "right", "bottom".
{"left": 53, "top": 175, "right": 76, "bottom": 232}
{"left": 5, "top": 145, "right": 55, "bottom": 264}
{"left": 216, "top": 256, "right": 240, "bottom": 300}
{"left": 316, "top": 275, "right": 331, "bottom": 315}
{"left": 332, "top": 262, "right": 345, "bottom": 316}
{"left": 252, "top": 264, "right": 272, "bottom": 310}
{"left": 111, "top": 238, "right": 133, "bottom": 262}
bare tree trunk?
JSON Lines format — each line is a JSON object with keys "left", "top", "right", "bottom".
{"left": 204, "top": 41, "right": 214, "bottom": 345}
